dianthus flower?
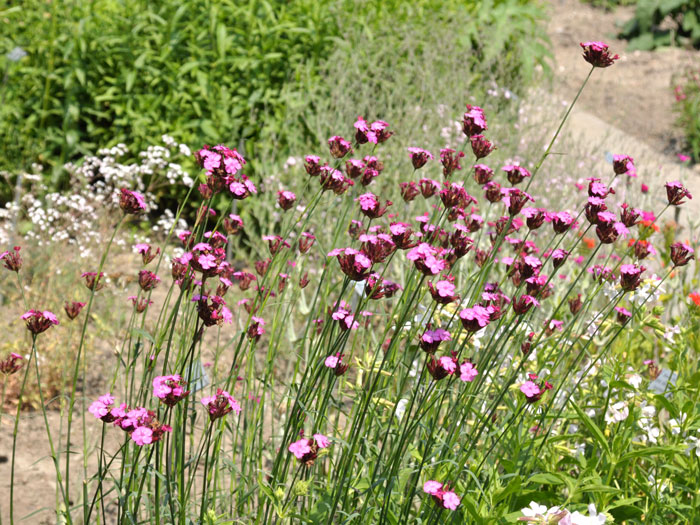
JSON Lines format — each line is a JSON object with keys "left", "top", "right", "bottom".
{"left": 462, "top": 104, "right": 487, "bottom": 137}
{"left": 520, "top": 374, "right": 553, "bottom": 403}
{"left": 289, "top": 433, "right": 330, "bottom": 466}
{"left": 440, "top": 182, "right": 476, "bottom": 209}
{"left": 502, "top": 165, "right": 531, "bottom": 185}
{"left": 328, "top": 248, "right": 372, "bottom": 281}
{"left": 459, "top": 305, "right": 491, "bottom": 332}
{"left": 324, "top": 353, "right": 349, "bottom": 376}
{"left": 423, "top": 480, "right": 461, "bottom": 510}
{"left": 119, "top": 188, "right": 147, "bottom": 214}
{"left": 319, "top": 166, "right": 353, "bottom": 194}
{"left": 228, "top": 175, "right": 258, "bottom": 200}
{"left": 619, "top": 264, "right": 645, "bottom": 292}
{"left": 194, "top": 294, "right": 232, "bottom": 327}
{"left": 580, "top": 41, "right": 619, "bottom": 67}
{"left": 419, "top": 178, "right": 441, "bottom": 198}
{"left": 670, "top": 242, "right": 694, "bottom": 267}
{"left": 277, "top": 190, "right": 297, "bottom": 211}
{"left": 128, "top": 296, "right": 153, "bottom": 313}
{"left": 204, "top": 230, "right": 228, "bottom": 249}
{"left": 502, "top": 188, "right": 533, "bottom": 215}
{"left": 64, "top": 301, "right": 86, "bottom": 320}
{"left": 138, "top": 270, "right": 160, "bottom": 291}
{"left": 21, "top": 309, "right": 59, "bottom": 335}
{"left": 407, "top": 147, "right": 433, "bottom": 169}
{"left": 224, "top": 214, "right": 244, "bottom": 235}
{"left": 88, "top": 393, "right": 116, "bottom": 423}
{"left": 665, "top": 181, "right": 692, "bottom": 205}
{"left": 153, "top": 375, "right": 190, "bottom": 407}
{"left": 427, "top": 355, "right": 458, "bottom": 381}
{"left": 615, "top": 306, "right": 632, "bottom": 325}
{"left": 428, "top": 278, "right": 458, "bottom": 305}
{"left": 189, "top": 242, "right": 225, "bottom": 277}
{"left": 134, "top": 243, "right": 160, "bottom": 265}
{"left": 356, "top": 192, "right": 392, "bottom": 219}
{"left": 82, "top": 271, "right": 106, "bottom": 291}
{"left": 474, "top": 164, "right": 494, "bottom": 185}
{"left": 470, "top": 135, "right": 495, "bottom": 159}
{"left": 513, "top": 295, "right": 540, "bottom": 315}
{"left": 440, "top": 148, "right": 465, "bottom": 177}
{"left": 550, "top": 211, "right": 575, "bottom": 234}
{"left": 247, "top": 316, "right": 266, "bottom": 342}
{"left": 613, "top": 154, "right": 635, "bottom": 175}
{"left": 201, "top": 388, "right": 241, "bottom": 421}
{"left": 365, "top": 273, "right": 401, "bottom": 300}
{"left": 460, "top": 360, "right": 478, "bottom": 382}
{"left": 419, "top": 327, "right": 451, "bottom": 354}
{"left": 262, "top": 235, "right": 291, "bottom": 256}
{"left": 389, "top": 222, "right": 417, "bottom": 250}
{"left": 328, "top": 135, "right": 353, "bottom": 158}
{"left": 399, "top": 181, "right": 421, "bottom": 202}
{"left": 0, "top": 352, "right": 24, "bottom": 375}
{"left": 406, "top": 243, "right": 446, "bottom": 275}
{"left": 0, "top": 246, "right": 22, "bottom": 272}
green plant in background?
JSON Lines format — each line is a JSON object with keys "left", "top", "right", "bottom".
{"left": 674, "top": 67, "right": 700, "bottom": 162}
{"left": 0, "top": 0, "right": 550, "bottom": 204}
{"left": 618, "top": 0, "right": 700, "bottom": 50}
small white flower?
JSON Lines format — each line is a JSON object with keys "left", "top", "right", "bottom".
{"left": 604, "top": 401, "right": 629, "bottom": 425}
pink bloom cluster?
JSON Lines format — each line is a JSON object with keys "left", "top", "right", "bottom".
{"left": 88, "top": 394, "right": 172, "bottom": 446}
{"left": 423, "top": 480, "right": 461, "bottom": 510}
{"left": 288, "top": 433, "right": 330, "bottom": 466}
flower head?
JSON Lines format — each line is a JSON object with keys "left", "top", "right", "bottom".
{"left": 201, "top": 389, "right": 241, "bottom": 421}
{"left": 580, "top": 41, "right": 619, "bottom": 67}
{"left": 119, "top": 188, "right": 147, "bottom": 214}
{"left": 21, "top": 309, "right": 59, "bottom": 334}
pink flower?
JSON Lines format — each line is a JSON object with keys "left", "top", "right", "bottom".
{"left": 21, "top": 309, "right": 59, "bottom": 334}
{"left": 201, "top": 389, "right": 241, "bottom": 421}
{"left": 460, "top": 361, "right": 478, "bottom": 382}
{"left": 520, "top": 380, "right": 541, "bottom": 398}
{"left": 423, "top": 480, "right": 443, "bottom": 495}
{"left": 459, "top": 305, "right": 491, "bottom": 332}
{"left": 0, "top": 246, "right": 22, "bottom": 272}
{"left": 89, "top": 393, "right": 116, "bottom": 422}
{"left": 119, "top": 188, "right": 147, "bottom": 214}
{"left": 288, "top": 438, "right": 312, "bottom": 459}
{"left": 442, "top": 491, "right": 461, "bottom": 510}
{"left": 152, "top": 375, "right": 189, "bottom": 407}
{"left": 407, "top": 147, "right": 433, "bottom": 169}
{"left": 131, "top": 426, "right": 153, "bottom": 446}
{"left": 580, "top": 41, "right": 619, "bottom": 67}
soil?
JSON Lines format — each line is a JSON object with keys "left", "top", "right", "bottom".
{"left": 2, "top": 1, "right": 700, "bottom": 522}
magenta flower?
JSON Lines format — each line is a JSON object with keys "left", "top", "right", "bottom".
{"left": 613, "top": 154, "right": 635, "bottom": 175}
{"left": 550, "top": 211, "right": 575, "bottom": 234}
{"left": 119, "top": 188, "right": 147, "bottom": 214}
{"left": 328, "top": 135, "right": 353, "bottom": 158}
{"left": 277, "top": 190, "right": 297, "bottom": 211}
{"left": 423, "top": 480, "right": 461, "bottom": 510}
{"left": 21, "top": 309, "right": 59, "bottom": 335}
{"left": 152, "top": 375, "right": 190, "bottom": 407}
{"left": 670, "top": 242, "right": 694, "bottom": 267}
{"left": 329, "top": 248, "right": 372, "bottom": 281}
{"left": 427, "top": 355, "right": 457, "bottom": 381}
{"left": 580, "top": 41, "right": 619, "bottom": 67}
{"left": 138, "top": 270, "right": 160, "bottom": 291}
{"left": 615, "top": 306, "right": 632, "bottom": 325}
{"left": 619, "top": 264, "right": 645, "bottom": 292}
{"left": 247, "top": 316, "right": 266, "bottom": 342}
{"left": 82, "top": 271, "right": 106, "bottom": 291}
{"left": 502, "top": 165, "right": 531, "bottom": 185}
{"left": 462, "top": 104, "right": 487, "bottom": 137}
{"left": 89, "top": 393, "right": 116, "bottom": 422}
{"left": 440, "top": 148, "right": 465, "bottom": 177}
{"left": 0, "top": 246, "right": 22, "bottom": 272}
{"left": 194, "top": 295, "right": 232, "bottom": 327}
{"left": 512, "top": 295, "right": 540, "bottom": 315}
{"left": 407, "top": 147, "right": 433, "bottom": 169}
{"left": 406, "top": 243, "right": 446, "bottom": 275}
{"left": 324, "top": 353, "right": 349, "bottom": 376}
{"left": 319, "top": 166, "right": 354, "bottom": 194}
{"left": 474, "top": 164, "right": 494, "bottom": 185}
{"left": 224, "top": 214, "right": 244, "bottom": 235}
{"left": 470, "top": 135, "right": 495, "bottom": 160}
{"left": 131, "top": 427, "right": 153, "bottom": 446}
{"left": 0, "top": 352, "right": 24, "bottom": 375}
{"left": 201, "top": 388, "right": 241, "bottom": 421}
{"left": 459, "top": 305, "right": 491, "bottom": 332}
{"left": 420, "top": 328, "right": 451, "bottom": 354}
{"left": 665, "top": 181, "right": 692, "bottom": 205}
{"left": 135, "top": 243, "right": 160, "bottom": 265}
{"left": 356, "top": 192, "right": 392, "bottom": 219}
{"left": 428, "top": 279, "right": 458, "bottom": 305}
{"left": 129, "top": 296, "right": 153, "bottom": 313}
{"left": 288, "top": 433, "right": 330, "bottom": 466}
{"left": 460, "top": 361, "right": 478, "bottom": 382}
{"left": 64, "top": 301, "right": 86, "bottom": 320}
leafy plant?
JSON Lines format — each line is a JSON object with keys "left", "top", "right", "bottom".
{"left": 674, "top": 67, "right": 700, "bottom": 162}
{"left": 618, "top": 0, "right": 700, "bottom": 50}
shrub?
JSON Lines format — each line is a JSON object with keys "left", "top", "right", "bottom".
{"left": 618, "top": 0, "right": 700, "bottom": 50}
{"left": 0, "top": 0, "right": 550, "bottom": 197}
{"left": 674, "top": 67, "right": 700, "bottom": 162}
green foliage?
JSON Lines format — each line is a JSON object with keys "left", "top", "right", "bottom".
{"left": 0, "top": 0, "right": 550, "bottom": 191}
{"left": 674, "top": 68, "right": 700, "bottom": 162}
{"left": 618, "top": 0, "right": 700, "bottom": 50}
{"left": 581, "top": 0, "right": 637, "bottom": 10}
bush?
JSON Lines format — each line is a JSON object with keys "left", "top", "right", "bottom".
{"left": 674, "top": 67, "right": 700, "bottom": 162}
{"left": 618, "top": 0, "right": 700, "bottom": 50}
{"left": 0, "top": 0, "right": 550, "bottom": 196}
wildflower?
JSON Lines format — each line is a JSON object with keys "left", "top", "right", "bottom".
{"left": 604, "top": 401, "right": 629, "bottom": 424}
{"left": 519, "top": 501, "right": 568, "bottom": 523}
{"left": 356, "top": 192, "right": 392, "bottom": 219}
{"left": 298, "top": 232, "right": 316, "bottom": 254}
{"left": 345, "top": 158, "right": 365, "bottom": 179}
{"left": 503, "top": 188, "right": 533, "bottom": 216}
{"left": 440, "top": 182, "right": 476, "bottom": 209}
{"left": 319, "top": 166, "right": 353, "bottom": 194}
{"left": 138, "top": 270, "right": 160, "bottom": 291}
{"left": 440, "top": 148, "right": 465, "bottom": 176}
{"left": 194, "top": 295, "right": 232, "bottom": 327}
{"left": 82, "top": 271, "right": 106, "bottom": 291}
{"left": 262, "top": 235, "right": 291, "bottom": 256}
{"left": 427, "top": 355, "right": 457, "bottom": 381}
{"left": 580, "top": 41, "right": 619, "bottom": 67}
{"left": 324, "top": 353, "right": 349, "bottom": 376}
{"left": 122, "top": 410, "right": 171, "bottom": 446}
{"left": 460, "top": 360, "right": 478, "bottom": 382}
{"left": 407, "top": 147, "right": 433, "bottom": 169}
{"left": 247, "top": 316, "right": 266, "bottom": 342}
{"left": 423, "top": 480, "right": 461, "bottom": 510}
{"left": 399, "top": 181, "right": 421, "bottom": 202}
{"left": 550, "top": 211, "right": 575, "bottom": 234}
{"left": 277, "top": 190, "right": 297, "bottom": 211}
{"left": 88, "top": 393, "right": 116, "bottom": 423}
{"left": 613, "top": 154, "right": 635, "bottom": 175}
{"left": 419, "top": 178, "right": 441, "bottom": 198}
{"left": 513, "top": 295, "right": 540, "bottom": 315}
{"left": 468, "top": 165, "right": 493, "bottom": 187}
{"left": 470, "top": 134, "right": 495, "bottom": 159}
{"left": 619, "top": 264, "right": 645, "bottom": 292}
{"left": 551, "top": 249, "right": 569, "bottom": 269}
{"left": 615, "top": 306, "right": 632, "bottom": 325}
{"left": 0, "top": 246, "right": 22, "bottom": 272}
{"left": 619, "top": 203, "right": 640, "bottom": 227}
{"left": 119, "top": 188, "right": 147, "bottom": 214}
{"left": 152, "top": 375, "right": 189, "bottom": 407}
{"left": 21, "top": 309, "right": 59, "bottom": 334}
{"left": 520, "top": 375, "right": 552, "bottom": 403}
{"left": 299, "top": 272, "right": 310, "bottom": 289}
{"left": 665, "top": 181, "right": 692, "bottom": 205}
{"left": 569, "top": 294, "right": 583, "bottom": 314}
{"left": 223, "top": 214, "right": 244, "bottom": 235}
{"left": 201, "top": 389, "right": 241, "bottom": 421}
{"left": 64, "top": 301, "right": 86, "bottom": 320}
{"left": 419, "top": 328, "right": 451, "bottom": 354}
{"left": 406, "top": 243, "right": 446, "bottom": 275}
{"left": 462, "top": 104, "right": 487, "bottom": 137}
{"left": 228, "top": 175, "right": 258, "bottom": 200}
{"left": 365, "top": 273, "right": 401, "bottom": 299}
{"left": 459, "top": 305, "right": 491, "bottom": 332}
{"left": 134, "top": 243, "right": 160, "bottom": 266}
{"left": 255, "top": 258, "right": 271, "bottom": 277}
{"left": 288, "top": 433, "right": 330, "bottom": 466}
{"left": 328, "top": 248, "right": 372, "bottom": 281}
{"left": 484, "top": 181, "right": 503, "bottom": 203}
{"left": 328, "top": 135, "right": 353, "bottom": 158}
{"left": 0, "top": 352, "right": 24, "bottom": 375}
{"left": 129, "top": 296, "right": 153, "bottom": 313}
{"left": 670, "top": 242, "right": 694, "bottom": 267}
{"left": 390, "top": 222, "right": 417, "bottom": 250}
{"left": 428, "top": 278, "right": 458, "bottom": 305}
{"left": 502, "top": 165, "right": 531, "bottom": 185}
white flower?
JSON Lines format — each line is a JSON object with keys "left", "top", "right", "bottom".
{"left": 570, "top": 503, "right": 607, "bottom": 525}
{"left": 627, "top": 374, "right": 643, "bottom": 388}
{"left": 604, "top": 401, "right": 629, "bottom": 425}
{"left": 662, "top": 325, "right": 680, "bottom": 344}
{"left": 685, "top": 435, "right": 700, "bottom": 457}
{"left": 394, "top": 399, "right": 408, "bottom": 421}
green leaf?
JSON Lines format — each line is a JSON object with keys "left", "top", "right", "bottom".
{"left": 570, "top": 400, "right": 611, "bottom": 457}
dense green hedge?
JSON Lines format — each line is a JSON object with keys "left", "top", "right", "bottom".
{"left": 0, "top": 0, "right": 549, "bottom": 190}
